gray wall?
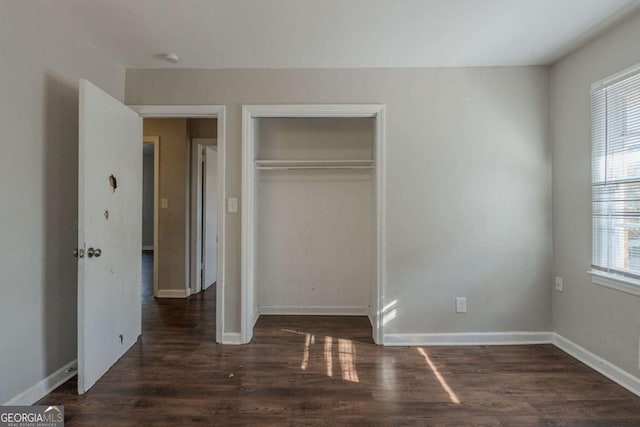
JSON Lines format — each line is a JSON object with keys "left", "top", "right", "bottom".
{"left": 142, "top": 150, "right": 154, "bottom": 248}
{"left": 0, "top": 2, "right": 124, "bottom": 403}
{"left": 551, "top": 10, "right": 640, "bottom": 376}
{"left": 126, "top": 66, "right": 552, "bottom": 336}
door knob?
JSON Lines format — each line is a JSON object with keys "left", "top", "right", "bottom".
{"left": 87, "top": 247, "right": 102, "bottom": 258}
{"left": 72, "top": 248, "right": 85, "bottom": 258}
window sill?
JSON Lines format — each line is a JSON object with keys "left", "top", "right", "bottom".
{"left": 589, "top": 271, "right": 640, "bottom": 297}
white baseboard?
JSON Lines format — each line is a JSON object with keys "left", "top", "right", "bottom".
{"left": 156, "top": 289, "right": 189, "bottom": 298}
{"left": 383, "top": 331, "right": 553, "bottom": 346}
{"left": 222, "top": 333, "right": 242, "bottom": 345}
{"left": 4, "top": 359, "right": 77, "bottom": 405}
{"left": 142, "top": 246, "right": 154, "bottom": 251}
{"left": 552, "top": 333, "right": 640, "bottom": 397}
{"left": 368, "top": 313, "right": 383, "bottom": 345}
{"left": 253, "top": 309, "right": 260, "bottom": 328}
{"left": 258, "top": 306, "right": 369, "bottom": 316}
{"left": 368, "top": 313, "right": 375, "bottom": 328}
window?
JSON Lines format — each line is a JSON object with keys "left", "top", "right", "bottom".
{"left": 592, "top": 68, "right": 640, "bottom": 281}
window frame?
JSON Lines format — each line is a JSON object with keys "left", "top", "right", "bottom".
{"left": 589, "top": 62, "right": 640, "bottom": 297}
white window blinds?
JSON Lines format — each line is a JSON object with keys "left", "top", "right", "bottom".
{"left": 592, "top": 68, "right": 640, "bottom": 279}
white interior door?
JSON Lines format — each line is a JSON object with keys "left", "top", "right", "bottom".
{"left": 78, "top": 80, "right": 142, "bottom": 394}
{"left": 203, "top": 147, "right": 218, "bottom": 289}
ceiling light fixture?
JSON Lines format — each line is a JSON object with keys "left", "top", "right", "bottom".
{"left": 157, "top": 53, "right": 180, "bottom": 64}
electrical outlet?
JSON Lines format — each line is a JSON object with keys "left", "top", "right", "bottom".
{"left": 555, "top": 276, "right": 563, "bottom": 292}
{"left": 161, "top": 198, "right": 169, "bottom": 209}
{"left": 455, "top": 297, "right": 467, "bottom": 313}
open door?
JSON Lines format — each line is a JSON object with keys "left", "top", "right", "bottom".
{"left": 203, "top": 146, "right": 218, "bottom": 290}
{"left": 77, "top": 80, "right": 142, "bottom": 394}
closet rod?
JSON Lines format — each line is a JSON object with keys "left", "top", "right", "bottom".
{"left": 255, "top": 160, "right": 373, "bottom": 165}
{"left": 256, "top": 165, "right": 374, "bottom": 170}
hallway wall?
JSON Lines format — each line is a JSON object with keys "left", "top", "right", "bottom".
{"left": 143, "top": 119, "right": 189, "bottom": 294}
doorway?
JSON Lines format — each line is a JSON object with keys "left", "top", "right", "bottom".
{"left": 140, "top": 119, "right": 218, "bottom": 301}
{"left": 131, "top": 106, "right": 226, "bottom": 344}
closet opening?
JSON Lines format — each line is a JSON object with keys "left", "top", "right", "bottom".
{"left": 241, "top": 105, "right": 385, "bottom": 345}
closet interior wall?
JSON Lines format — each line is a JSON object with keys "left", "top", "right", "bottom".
{"left": 254, "top": 118, "right": 375, "bottom": 315}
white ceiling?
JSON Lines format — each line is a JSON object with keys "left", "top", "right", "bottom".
{"left": 44, "top": 0, "right": 640, "bottom": 69}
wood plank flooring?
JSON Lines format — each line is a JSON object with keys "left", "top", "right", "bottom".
{"left": 39, "top": 253, "right": 640, "bottom": 425}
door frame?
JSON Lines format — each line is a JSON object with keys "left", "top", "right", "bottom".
{"left": 142, "top": 136, "right": 160, "bottom": 297}
{"left": 190, "top": 138, "right": 217, "bottom": 295}
{"left": 241, "top": 104, "right": 386, "bottom": 345}
{"left": 130, "top": 105, "right": 226, "bottom": 344}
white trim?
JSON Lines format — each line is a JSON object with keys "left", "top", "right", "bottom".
{"left": 156, "top": 289, "right": 190, "bottom": 298}
{"left": 241, "top": 106, "right": 255, "bottom": 344}
{"left": 142, "top": 136, "right": 159, "bottom": 297}
{"left": 142, "top": 245, "right": 154, "bottom": 251}
{"left": 253, "top": 309, "right": 261, "bottom": 328}
{"left": 130, "top": 105, "right": 222, "bottom": 117}
{"left": 241, "top": 104, "right": 383, "bottom": 118}
{"left": 216, "top": 110, "right": 226, "bottom": 344}
{"left": 552, "top": 333, "right": 640, "bottom": 397}
{"left": 222, "top": 333, "right": 242, "bottom": 345}
{"left": 258, "top": 306, "right": 370, "bottom": 316}
{"left": 373, "top": 105, "right": 386, "bottom": 345}
{"left": 130, "top": 105, "right": 226, "bottom": 344}
{"left": 241, "top": 104, "right": 386, "bottom": 345}
{"left": 4, "top": 359, "right": 77, "bottom": 405}
{"left": 589, "top": 270, "right": 640, "bottom": 297}
{"left": 591, "top": 60, "right": 640, "bottom": 92}
{"left": 184, "top": 133, "right": 191, "bottom": 297}
{"left": 190, "top": 139, "right": 203, "bottom": 294}
{"left": 383, "top": 332, "right": 553, "bottom": 346}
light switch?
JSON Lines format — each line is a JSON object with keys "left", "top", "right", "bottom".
{"left": 228, "top": 197, "right": 238, "bottom": 213}
{"left": 161, "top": 198, "right": 168, "bottom": 209}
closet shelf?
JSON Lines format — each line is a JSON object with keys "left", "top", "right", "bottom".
{"left": 254, "top": 159, "right": 374, "bottom": 170}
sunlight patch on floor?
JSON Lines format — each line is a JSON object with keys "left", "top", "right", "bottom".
{"left": 338, "top": 338, "right": 359, "bottom": 383}
{"left": 301, "top": 333, "right": 311, "bottom": 370}
{"left": 286, "top": 329, "right": 360, "bottom": 383}
{"left": 324, "top": 336, "right": 333, "bottom": 377}
{"left": 418, "top": 347, "right": 460, "bottom": 404}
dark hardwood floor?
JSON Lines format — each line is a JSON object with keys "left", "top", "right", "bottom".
{"left": 39, "top": 253, "right": 640, "bottom": 425}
